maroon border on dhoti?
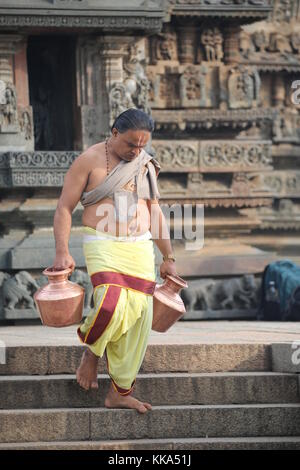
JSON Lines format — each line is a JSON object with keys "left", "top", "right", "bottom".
{"left": 104, "top": 349, "right": 136, "bottom": 396}
{"left": 77, "top": 285, "right": 121, "bottom": 345}
{"left": 91, "top": 271, "right": 156, "bottom": 295}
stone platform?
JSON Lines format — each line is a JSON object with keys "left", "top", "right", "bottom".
{"left": 1, "top": 320, "right": 300, "bottom": 347}
{"left": 0, "top": 321, "right": 300, "bottom": 450}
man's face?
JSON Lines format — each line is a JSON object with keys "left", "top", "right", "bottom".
{"left": 111, "top": 128, "right": 150, "bottom": 161}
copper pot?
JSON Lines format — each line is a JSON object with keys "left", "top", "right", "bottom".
{"left": 34, "top": 267, "right": 85, "bottom": 327}
{"left": 152, "top": 274, "right": 188, "bottom": 332}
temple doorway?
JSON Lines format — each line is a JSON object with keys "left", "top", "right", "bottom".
{"left": 27, "top": 35, "right": 76, "bottom": 151}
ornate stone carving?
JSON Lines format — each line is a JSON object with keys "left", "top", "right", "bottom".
{"left": 272, "top": 108, "right": 300, "bottom": 143}
{"left": 158, "top": 170, "right": 272, "bottom": 199}
{"left": 0, "top": 270, "right": 38, "bottom": 311}
{"left": 180, "top": 65, "right": 208, "bottom": 107}
{"left": 123, "top": 41, "right": 151, "bottom": 114}
{"left": 199, "top": 27, "right": 224, "bottom": 62}
{"left": 0, "top": 82, "right": 19, "bottom": 132}
{"left": 169, "top": 0, "right": 271, "bottom": 14}
{"left": 109, "top": 39, "right": 151, "bottom": 125}
{"left": 152, "top": 30, "right": 178, "bottom": 62}
{"left": 237, "top": 28, "right": 300, "bottom": 70}
{"left": 263, "top": 171, "right": 300, "bottom": 196}
{"left": 181, "top": 274, "right": 259, "bottom": 311}
{"left": 152, "top": 108, "right": 276, "bottom": 131}
{"left": 152, "top": 140, "right": 199, "bottom": 170}
{"left": 152, "top": 140, "right": 272, "bottom": 172}
{"left": 147, "top": 66, "right": 181, "bottom": 108}
{"left": 0, "top": 268, "right": 94, "bottom": 319}
{"left": 271, "top": 0, "right": 299, "bottom": 23}
{"left": 200, "top": 141, "right": 273, "bottom": 171}
{"left": 19, "top": 109, "right": 33, "bottom": 141}
{"left": 109, "top": 84, "right": 134, "bottom": 124}
{"left": 177, "top": 25, "right": 197, "bottom": 64}
{"left": 228, "top": 66, "right": 261, "bottom": 109}
{"left": 0, "top": 151, "right": 79, "bottom": 187}
{"left": 256, "top": 199, "right": 300, "bottom": 230}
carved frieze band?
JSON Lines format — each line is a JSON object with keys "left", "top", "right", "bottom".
{"left": 152, "top": 140, "right": 273, "bottom": 172}
{"left": 0, "top": 15, "right": 163, "bottom": 31}
{"left": 0, "top": 151, "right": 79, "bottom": 187}
{"left": 157, "top": 169, "right": 300, "bottom": 199}
{"left": 151, "top": 109, "right": 276, "bottom": 130}
{"left": 169, "top": 0, "right": 271, "bottom": 17}
{"left": 256, "top": 199, "right": 300, "bottom": 230}
{"left": 238, "top": 29, "right": 300, "bottom": 70}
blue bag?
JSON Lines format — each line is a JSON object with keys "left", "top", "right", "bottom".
{"left": 257, "top": 259, "right": 300, "bottom": 321}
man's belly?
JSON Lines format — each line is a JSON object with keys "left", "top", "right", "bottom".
{"left": 82, "top": 197, "right": 151, "bottom": 237}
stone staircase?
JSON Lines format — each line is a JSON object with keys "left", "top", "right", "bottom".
{"left": 0, "top": 343, "right": 300, "bottom": 450}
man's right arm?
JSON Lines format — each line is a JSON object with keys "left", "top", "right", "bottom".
{"left": 52, "top": 153, "right": 90, "bottom": 270}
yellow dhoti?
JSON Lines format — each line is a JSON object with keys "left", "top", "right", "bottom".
{"left": 77, "top": 226, "right": 156, "bottom": 396}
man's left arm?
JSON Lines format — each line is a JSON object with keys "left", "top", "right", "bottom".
{"left": 147, "top": 200, "right": 178, "bottom": 279}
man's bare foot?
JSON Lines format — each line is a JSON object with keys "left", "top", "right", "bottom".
{"left": 104, "top": 383, "right": 152, "bottom": 414}
{"left": 76, "top": 348, "right": 99, "bottom": 390}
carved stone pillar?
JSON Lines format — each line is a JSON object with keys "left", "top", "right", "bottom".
{"left": 177, "top": 24, "right": 197, "bottom": 64}
{"left": 76, "top": 35, "right": 134, "bottom": 149}
{"left": 273, "top": 74, "right": 286, "bottom": 107}
{"left": 223, "top": 24, "right": 242, "bottom": 64}
{"left": 0, "top": 35, "right": 34, "bottom": 151}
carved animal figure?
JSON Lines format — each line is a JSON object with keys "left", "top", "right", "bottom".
{"left": 0, "top": 271, "right": 36, "bottom": 310}
{"left": 181, "top": 275, "right": 259, "bottom": 311}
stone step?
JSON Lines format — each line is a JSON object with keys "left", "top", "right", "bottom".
{"left": 1, "top": 436, "right": 300, "bottom": 450}
{"left": 1, "top": 404, "right": 300, "bottom": 443}
{"left": 0, "top": 343, "right": 271, "bottom": 375}
{"left": 0, "top": 372, "right": 298, "bottom": 409}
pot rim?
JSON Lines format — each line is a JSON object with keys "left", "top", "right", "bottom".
{"left": 165, "top": 273, "right": 188, "bottom": 288}
{"left": 43, "top": 266, "right": 72, "bottom": 277}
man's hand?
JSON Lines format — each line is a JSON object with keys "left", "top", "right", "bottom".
{"left": 160, "top": 260, "right": 178, "bottom": 280}
{"left": 52, "top": 252, "right": 76, "bottom": 272}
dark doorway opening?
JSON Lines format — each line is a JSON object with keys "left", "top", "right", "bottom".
{"left": 27, "top": 36, "right": 76, "bottom": 151}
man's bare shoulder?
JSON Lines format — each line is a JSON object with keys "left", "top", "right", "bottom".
{"left": 73, "top": 142, "right": 106, "bottom": 171}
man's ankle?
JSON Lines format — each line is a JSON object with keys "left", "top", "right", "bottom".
{"left": 85, "top": 348, "right": 98, "bottom": 359}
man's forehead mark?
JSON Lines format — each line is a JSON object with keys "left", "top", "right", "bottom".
{"left": 125, "top": 134, "right": 149, "bottom": 147}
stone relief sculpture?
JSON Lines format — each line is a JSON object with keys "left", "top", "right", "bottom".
{"left": 0, "top": 269, "right": 94, "bottom": 318}
{"left": 272, "top": 108, "right": 300, "bottom": 142}
{"left": 109, "top": 40, "right": 151, "bottom": 125}
{"left": 109, "top": 83, "right": 134, "bottom": 124}
{"left": 228, "top": 66, "right": 261, "bottom": 109}
{"left": 0, "top": 82, "right": 18, "bottom": 130}
{"left": 181, "top": 275, "right": 259, "bottom": 311}
{"left": 123, "top": 42, "right": 151, "bottom": 114}
{"left": 20, "top": 111, "right": 32, "bottom": 141}
{"left": 0, "top": 271, "right": 37, "bottom": 311}
{"left": 252, "top": 30, "right": 269, "bottom": 53}
{"left": 155, "top": 31, "right": 177, "bottom": 61}
{"left": 180, "top": 65, "right": 208, "bottom": 107}
{"left": 269, "top": 32, "right": 293, "bottom": 54}
{"left": 200, "top": 27, "right": 224, "bottom": 62}
{"left": 291, "top": 32, "right": 300, "bottom": 53}
{"left": 239, "top": 30, "right": 256, "bottom": 59}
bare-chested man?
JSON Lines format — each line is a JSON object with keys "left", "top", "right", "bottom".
{"left": 52, "top": 108, "right": 177, "bottom": 414}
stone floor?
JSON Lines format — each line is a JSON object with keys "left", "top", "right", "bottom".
{"left": 1, "top": 321, "right": 300, "bottom": 347}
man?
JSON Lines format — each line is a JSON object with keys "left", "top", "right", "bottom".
{"left": 52, "top": 108, "right": 177, "bottom": 414}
